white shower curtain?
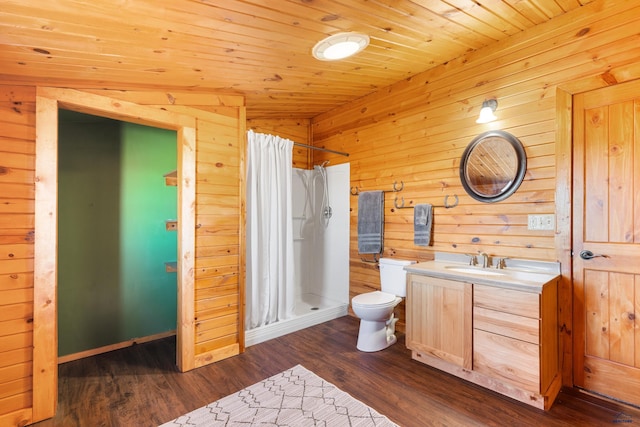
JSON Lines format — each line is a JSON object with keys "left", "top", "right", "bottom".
{"left": 246, "top": 130, "right": 295, "bottom": 329}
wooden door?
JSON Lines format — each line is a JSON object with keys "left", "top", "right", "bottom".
{"left": 573, "top": 79, "right": 640, "bottom": 405}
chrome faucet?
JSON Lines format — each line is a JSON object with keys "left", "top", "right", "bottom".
{"left": 480, "top": 252, "right": 490, "bottom": 268}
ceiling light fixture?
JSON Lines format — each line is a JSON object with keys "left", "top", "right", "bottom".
{"left": 312, "top": 32, "right": 370, "bottom": 61}
{"left": 476, "top": 99, "right": 498, "bottom": 124}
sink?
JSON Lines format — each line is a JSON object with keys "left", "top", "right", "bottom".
{"left": 508, "top": 270, "right": 553, "bottom": 282}
{"left": 444, "top": 266, "right": 506, "bottom": 276}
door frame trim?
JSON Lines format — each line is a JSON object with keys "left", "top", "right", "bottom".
{"left": 554, "top": 88, "right": 574, "bottom": 386}
{"left": 33, "top": 87, "right": 197, "bottom": 421}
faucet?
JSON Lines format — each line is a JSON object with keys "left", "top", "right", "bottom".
{"left": 480, "top": 252, "right": 490, "bottom": 268}
{"left": 466, "top": 254, "right": 478, "bottom": 266}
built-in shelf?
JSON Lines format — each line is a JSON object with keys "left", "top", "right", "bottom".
{"left": 165, "top": 262, "right": 177, "bottom": 273}
{"left": 163, "top": 170, "right": 177, "bottom": 274}
{"left": 163, "top": 170, "right": 177, "bottom": 186}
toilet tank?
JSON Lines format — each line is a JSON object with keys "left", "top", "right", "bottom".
{"left": 379, "top": 258, "right": 416, "bottom": 297}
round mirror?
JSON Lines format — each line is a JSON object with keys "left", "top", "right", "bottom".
{"left": 459, "top": 130, "right": 526, "bottom": 203}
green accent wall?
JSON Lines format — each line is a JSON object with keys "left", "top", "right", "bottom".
{"left": 58, "top": 111, "right": 177, "bottom": 357}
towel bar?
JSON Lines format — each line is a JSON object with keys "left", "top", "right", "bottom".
{"left": 350, "top": 180, "right": 403, "bottom": 196}
{"left": 360, "top": 254, "right": 380, "bottom": 264}
{"left": 394, "top": 194, "right": 459, "bottom": 209}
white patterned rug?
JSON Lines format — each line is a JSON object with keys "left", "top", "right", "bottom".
{"left": 160, "top": 364, "right": 398, "bottom": 426}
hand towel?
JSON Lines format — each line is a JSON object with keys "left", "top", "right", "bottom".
{"left": 357, "top": 191, "right": 384, "bottom": 254}
{"left": 414, "top": 203, "right": 433, "bottom": 246}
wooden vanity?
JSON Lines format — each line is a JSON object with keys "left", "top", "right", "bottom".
{"left": 405, "top": 256, "right": 561, "bottom": 410}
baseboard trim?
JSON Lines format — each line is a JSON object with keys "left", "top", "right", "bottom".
{"left": 57, "top": 330, "right": 176, "bottom": 364}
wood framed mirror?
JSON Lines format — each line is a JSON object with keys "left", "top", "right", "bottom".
{"left": 459, "top": 130, "right": 526, "bottom": 203}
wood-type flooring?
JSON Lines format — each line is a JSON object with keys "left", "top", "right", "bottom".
{"left": 31, "top": 316, "right": 640, "bottom": 426}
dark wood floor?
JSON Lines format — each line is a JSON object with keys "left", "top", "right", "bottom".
{"left": 32, "top": 316, "right": 640, "bottom": 426}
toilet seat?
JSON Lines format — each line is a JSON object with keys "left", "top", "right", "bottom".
{"left": 352, "top": 291, "right": 397, "bottom": 307}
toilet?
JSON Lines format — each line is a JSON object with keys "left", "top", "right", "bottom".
{"left": 351, "top": 258, "right": 416, "bottom": 352}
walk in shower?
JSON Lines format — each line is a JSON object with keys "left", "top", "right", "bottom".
{"left": 245, "top": 162, "right": 350, "bottom": 346}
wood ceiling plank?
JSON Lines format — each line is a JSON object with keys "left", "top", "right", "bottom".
{"left": 0, "top": 0, "right": 595, "bottom": 119}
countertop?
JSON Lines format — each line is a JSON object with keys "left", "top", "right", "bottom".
{"left": 405, "top": 260, "right": 560, "bottom": 293}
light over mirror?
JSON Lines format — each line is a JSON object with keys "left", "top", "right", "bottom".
{"left": 459, "top": 130, "right": 526, "bottom": 203}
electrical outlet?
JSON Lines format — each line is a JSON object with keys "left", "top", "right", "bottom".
{"left": 528, "top": 214, "right": 555, "bottom": 231}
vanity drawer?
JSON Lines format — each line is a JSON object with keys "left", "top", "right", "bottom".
{"left": 474, "top": 284, "right": 539, "bottom": 318}
{"left": 473, "top": 306, "right": 539, "bottom": 344}
{"left": 474, "top": 329, "right": 540, "bottom": 392}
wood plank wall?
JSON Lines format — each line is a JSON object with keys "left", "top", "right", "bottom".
{"left": 310, "top": 0, "right": 640, "bottom": 385}
{"left": 0, "top": 86, "right": 245, "bottom": 425}
{"left": 0, "top": 86, "right": 36, "bottom": 426}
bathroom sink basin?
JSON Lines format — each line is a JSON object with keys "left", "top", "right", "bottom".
{"left": 444, "top": 266, "right": 505, "bottom": 276}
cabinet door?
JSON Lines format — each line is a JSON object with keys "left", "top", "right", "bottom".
{"left": 407, "top": 275, "right": 472, "bottom": 369}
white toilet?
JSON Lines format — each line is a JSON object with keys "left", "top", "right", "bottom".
{"left": 351, "top": 258, "right": 415, "bottom": 352}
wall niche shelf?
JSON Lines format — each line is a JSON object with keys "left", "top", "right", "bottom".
{"left": 164, "top": 170, "right": 177, "bottom": 273}
{"left": 165, "top": 261, "right": 177, "bottom": 273}
{"left": 164, "top": 170, "right": 177, "bottom": 186}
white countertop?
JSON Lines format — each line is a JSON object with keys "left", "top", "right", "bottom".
{"left": 405, "top": 260, "right": 560, "bottom": 293}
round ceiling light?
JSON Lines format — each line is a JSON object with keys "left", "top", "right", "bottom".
{"left": 312, "top": 32, "right": 370, "bottom": 61}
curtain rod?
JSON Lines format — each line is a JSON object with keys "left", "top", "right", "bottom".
{"left": 294, "top": 142, "right": 349, "bottom": 157}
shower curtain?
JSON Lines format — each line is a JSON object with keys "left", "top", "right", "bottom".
{"left": 246, "top": 130, "right": 295, "bottom": 329}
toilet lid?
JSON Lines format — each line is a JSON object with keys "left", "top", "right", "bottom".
{"left": 352, "top": 291, "right": 397, "bottom": 306}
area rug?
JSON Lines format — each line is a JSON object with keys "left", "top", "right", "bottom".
{"left": 160, "top": 364, "right": 398, "bottom": 426}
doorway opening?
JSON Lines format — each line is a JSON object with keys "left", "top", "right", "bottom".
{"left": 57, "top": 110, "right": 178, "bottom": 362}
{"left": 33, "top": 87, "right": 196, "bottom": 421}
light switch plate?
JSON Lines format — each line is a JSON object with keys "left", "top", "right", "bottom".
{"left": 528, "top": 214, "right": 555, "bottom": 231}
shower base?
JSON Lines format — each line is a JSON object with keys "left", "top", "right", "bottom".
{"left": 245, "top": 293, "right": 348, "bottom": 347}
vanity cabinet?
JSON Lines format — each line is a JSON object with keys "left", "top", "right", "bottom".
{"left": 406, "top": 271, "right": 560, "bottom": 410}
{"left": 406, "top": 275, "right": 472, "bottom": 369}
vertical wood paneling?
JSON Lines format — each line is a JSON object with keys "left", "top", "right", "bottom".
{"left": 32, "top": 92, "right": 58, "bottom": 422}
{"left": 608, "top": 102, "right": 634, "bottom": 243}
{"left": 177, "top": 125, "right": 196, "bottom": 372}
{"left": 585, "top": 270, "right": 609, "bottom": 359}
{"left": 608, "top": 272, "right": 634, "bottom": 366}
{"left": 584, "top": 106, "right": 609, "bottom": 243}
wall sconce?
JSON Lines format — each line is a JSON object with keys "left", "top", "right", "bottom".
{"left": 476, "top": 99, "right": 498, "bottom": 124}
{"left": 312, "top": 32, "right": 370, "bottom": 61}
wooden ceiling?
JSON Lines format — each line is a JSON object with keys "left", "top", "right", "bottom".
{"left": 0, "top": 0, "right": 593, "bottom": 119}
